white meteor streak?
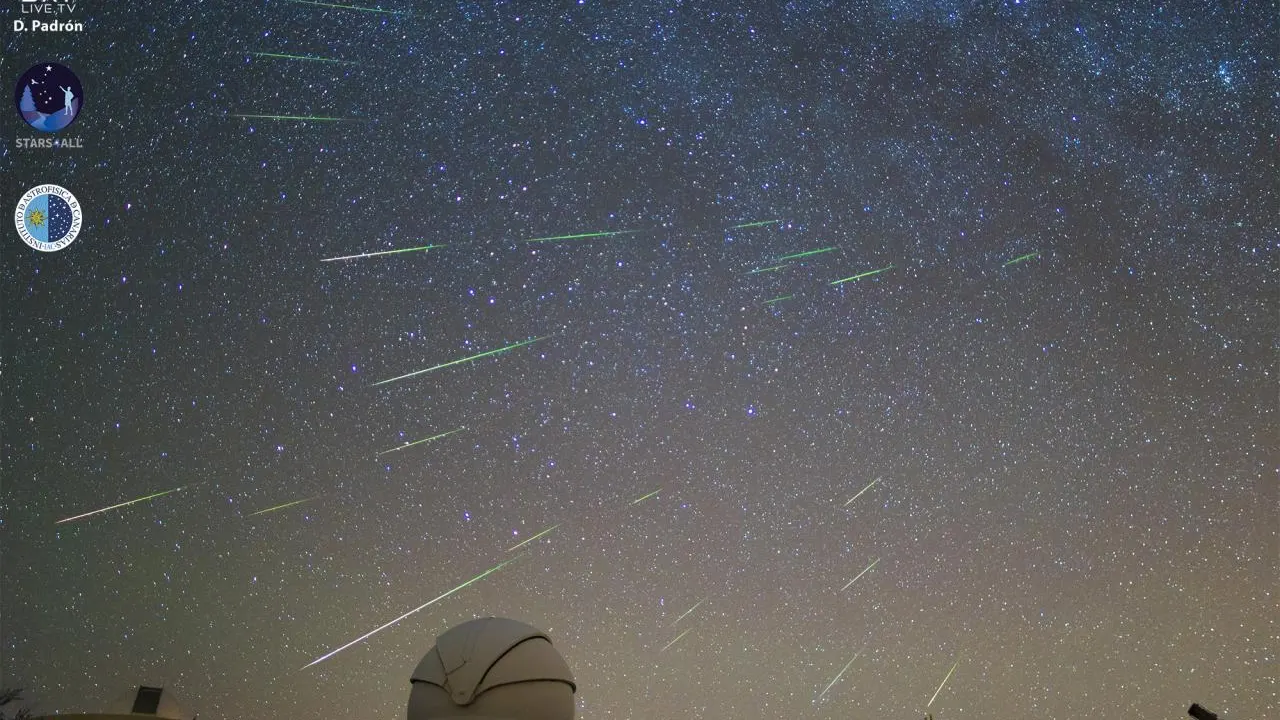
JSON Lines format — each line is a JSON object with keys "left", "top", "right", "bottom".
{"left": 841, "top": 558, "right": 881, "bottom": 591}
{"left": 302, "top": 556, "right": 522, "bottom": 669}
{"left": 843, "top": 477, "right": 880, "bottom": 507}
{"left": 927, "top": 659, "right": 961, "bottom": 707}
{"left": 816, "top": 648, "right": 864, "bottom": 701}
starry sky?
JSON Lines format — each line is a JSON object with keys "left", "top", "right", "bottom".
{"left": 1, "top": 1, "right": 1276, "bottom": 719}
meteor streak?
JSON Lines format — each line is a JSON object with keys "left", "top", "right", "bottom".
{"left": 841, "top": 558, "right": 881, "bottom": 591}
{"left": 302, "top": 556, "right": 523, "bottom": 669}
{"left": 630, "top": 488, "right": 661, "bottom": 505}
{"left": 231, "top": 114, "right": 360, "bottom": 122}
{"left": 927, "top": 659, "right": 961, "bottom": 707}
{"left": 773, "top": 246, "right": 837, "bottom": 262}
{"left": 1004, "top": 251, "right": 1040, "bottom": 266}
{"left": 745, "top": 264, "right": 791, "bottom": 274}
{"left": 372, "top": 337, "right": 548, "bottom": 386}
{"left": 660, "top": 628, "right": 692, "bottom": 652}
{"left": 672, "top": 598, "right": 706, "bottom": 626}
{"left": 376, "top": 427, "right": 466, "bottom": 456}
{"left": 522, "top": 230, "right": 640, "bottom": 243}
{"left": 843, "top": 477, "right": 880, "bottom": 507}
{"left": 830, "top": 264, "right": 895, "bottom": 285}
{"left": 56, "top": 487, "right": 185, "bottom": 525}
{"left": 816, "top": 648, "right": 864, "bottom": 702}
{"left": 247, "top": 52, "right": 360, "bottom": 65}
{"left": 249, "top": 496, "right": 319, "bottom": 517}
{"left": 289, "top": 0, "right": 409, "bottom": 14}
{"left": 728, "top": 220, "right": 781, "bottom": 229}
{"left": 507, "top": 523, "right": 561, "bottom": 552}
{"left": 322, "top": 243, "right": 446, "bottom": 262}
{"left": 763, "top": 294, "right": 794, "bottom": 305}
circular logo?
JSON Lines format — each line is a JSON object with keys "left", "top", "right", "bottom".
{"left": 15, "top": 185, "right": 83, "bottom": 252}
{"left": 14, "top": 62, "right": 83, "bottom": 133}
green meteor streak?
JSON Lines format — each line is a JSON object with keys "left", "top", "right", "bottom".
{"left": 372, "top": 337, "right": 549, "bottom": 386}
{"left": 507, "top": 523, "right": 562, "bottom": 552}
{"left": 522, "top": 230, "right": 641, "bottom": 243}
{"left": 830, "top": 264, "right": 895, "bottom": 285}
{"left": 763, "top": 294, "right": 794, "bottom": 305}
{"left": 249, "top": 496, "right": 319, "bottom": 517}
{"left": 745, "top": 264, "right": 791, "bottom": 275}
{"left": 1004, "top": 251, "right": 1041, "bottom": 266}
{"left": 630, "top": 488, "right": 661, "bottom": 505}
{"left": 672, "top": 598, "right": 706, "bottom": 626}
{"left": 302, "top": 556, "right": 523, "bottom": 669}
{"left": 773, "top": 246, "right": 837, "bottom": 262}
{"left": 56, "top": 487, "right": 185, "bottom": 524}
{"left": 843, "top": 477, "right": 880, "bottom": 507}
{"left": 816, "top": 648, "right": 864, "bottom": 701}
{"left": 322, "top": 243, "right": 446, "bottom": 262}
{"left": 377, "top": 427, "right": 466, "bottom": 456}
{"left": 660, "top": 628, "right": 692, "bottom": 652}
{"left": 728, "top": 220, "right": 781, "bottom": 229}
{"left": 927, "top": 659, "right": 961, "bottom": 707}
{"left": 248, "top": 52, "right": 360, "bottom": 65}
{"left": 841, "top": 558, "right": 881, "bottom": 591}
{"left": 232, "top": 114, "right": 359, "bottom": 122}
{"left": 289, "top": 0, "right": 408, "bottom": 14}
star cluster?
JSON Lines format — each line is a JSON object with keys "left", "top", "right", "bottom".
{"left": 1, "top": 2, "right": 1274, "bottom": 719}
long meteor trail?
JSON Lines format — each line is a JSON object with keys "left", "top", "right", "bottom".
{"left": 522, "top": 230, "right": 641, "bottom": 243}
{"left": 377, "top": 427, "right": 466, "bottom": 456}
{"left": 249, "top": 496, "right": 319, "bottom": 517}
{"left": 841, "top": 558, "right": 881, "bottom": 591}
{"left": 231, "top": 114, "right": 360, "bottom": 122}
{"left": 289, "top": 0, "right": 409, "bottom": 14}
{"left": 927, "top": 659, "right": 961, "bottom": 707}
{"left": 672, "top": 598, "right": 706, "bottom": 626}
{"left": 1004, "top": 251, "right": 1041, "bottom": 266}
{"left": 56, "top": 487, "right": 185, "bottom": 525}
{"left": 660, "top": 628, "right": 692, "bottom": 652}
{"left": 831, "top": 264, "right": 895, "bottom": 285}
{"left": 728, "top": 220, "right": 781, "bottom": 229}
{"left": 373, "top": 337, "right": 548, "bottom": 386}
{"left": 816, "top": 648, "right": 864, "bottom": 702}
{"left": 763, "top": 294, "right": 794, "bottom": 306}
{"left": 843, "top": 477, "right": 880, "bottom": 507}
{"left": 773, "top": 246, "right": 837, "bottom": 262}
{"left": 745, "top": 264, "right": 791, "bottom": 275}
{"left": 322, "top": 243, "right": 446, "bottom": 262}
{"left": 302, "top": 556, "right": 523, "bottom": 669}
{"left": 247, "top": 52, "right": 360, "bottom": 65}
{"left": 507, "top": 523, "right": 561, "bottom": 552}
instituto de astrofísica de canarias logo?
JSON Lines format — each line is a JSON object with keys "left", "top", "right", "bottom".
{"left": 15, "top": 185, "right": 82, "bottom": 252}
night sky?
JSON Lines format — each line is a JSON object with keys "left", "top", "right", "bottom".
{"left": 2, "top": 2, "right": 1275, "bottom": 719}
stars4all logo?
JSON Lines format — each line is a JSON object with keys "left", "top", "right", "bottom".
{"left": 15, "top": 184, "right": 82, "bottom": 251}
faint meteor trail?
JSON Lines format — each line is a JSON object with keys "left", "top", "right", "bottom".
{"left": 376, "top": 427, "right": 466, "bottom": 456}
{"left": 830, "top": 264, "right": 895, "bottom": 285}
{"left": 247, "top": 52, "right": 360, "bottom": 65}
{"left": 672, "top": 598, "right": 705, "bottom": 626}
{"left": 56, "top": 487, "right": 185, "bottom": 525}
{"left": 763, "top": 294, "right": 794, "bottom": 305}
{"left": 745, "top": 264, "right": 791, "bottom": 274}
{"left": 841, "top": 558, "right": 881, "bottom": 591}
{"left": 372, "top": 337, "right": 548, "bottom": 386}
{"left": 630, "top": 488, "right": 661, "bottom": 505}
{"left": 816, "top": 648, "right": 864, "bottom": 702}
{"left": 728, "top": 220, "right": 781, "bottom": 229}
{"left": 1004, "top": 251, "right": 1041, "bottom": 266}
{"left": 231, "top": 114, "right": 360, "bottom": 122}
{"left": 660, "top": 628, "right": 692, "bottom": 652}
{"left": 302, "top": 556, "right": 523, "bottom": 669}
{"left": 522, "top": 230, "right": 640, "bottom": 243}
{"left": 927, "top": 659, "right": 961, "bottom": 707}
{"left": 507, "top": 523, "right": 561, "bottom": 552}
{"left": 289, "top": 0, "right": 409, "bottom": 14}
{"left": 843, "top": 477, "right": 880, "bottom": 507}
{"left": 773, "top": 246, "right": 837, "bottom": 262}
{"left": 249, "top": 496, "right": 319, "bottom": 517}
{"left": 321, "top": 243, "right": 446, "bottom": 262}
